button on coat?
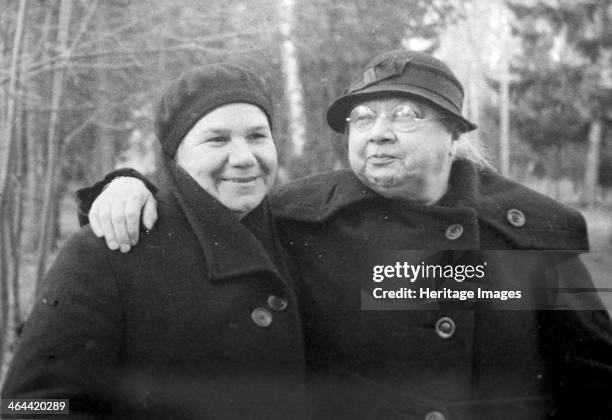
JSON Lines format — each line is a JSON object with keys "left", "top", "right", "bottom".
{"left": 251, "top": 307, "right": 273, "bottom": 327}
{"left": 507, "top": 208, "right": 526, "bottom": 227}
{"left": 267, "top": 295, "right": 288, "bottom": 311}
{"left": 445, "top": 224, "right": 464, "bottom": 240}
{"left": 435, "top": 317, "right": 456, "bottom": 339}
{"left": 425, "top": 411, "right": 446, "bottom": 420}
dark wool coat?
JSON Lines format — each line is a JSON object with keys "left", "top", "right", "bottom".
{"left": 2, "top": 164, "right": 305, "bottom": 420}
{"left": 269, "top": 159, "right": 612, "bottom": 420}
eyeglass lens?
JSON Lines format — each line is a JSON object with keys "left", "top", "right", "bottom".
{"left": 348, "top": 104, "right": 425, "bottom": 132}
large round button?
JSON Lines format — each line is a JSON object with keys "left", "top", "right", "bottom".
{"left": 425, "top": 411, "right": 446, "bottom": 420}
{"left": 267, "top": 295, "right": 288, "bottom": 311}
{"left": 445, "top": 224, "right": 463, "bottom": 240}
{"left": 435, "top": 317, "right": 456, "bottom": 339}
{"left": 251, "top": 308, "right": 273, "bottom": 327}
{"left": 507, "top": 208, "right": 526, "bottom": 227}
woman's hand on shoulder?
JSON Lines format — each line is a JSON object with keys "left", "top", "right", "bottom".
{"left": 89, "top": 176, "right": 158, "bottom": 252}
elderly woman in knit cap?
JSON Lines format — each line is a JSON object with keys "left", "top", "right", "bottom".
{"left": 1, "top": 64, "right": 305, "bottom": 419}
{"left": 56, "top": 50, "right": 612, "bottom": 419}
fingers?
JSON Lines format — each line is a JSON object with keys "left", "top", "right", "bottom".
{"left": 96, "top": 202, "right": 120, "bottom": 251}
{"left": 110, "top": 200, "right": 132, "bottom": 253}
{"left": 89, "top": 200, "right": 120, "bottom": 250}
{"left": 142, "top": 195, "right": 158, "bottom": 231}
{"left": 87, "top": 177, "right": 151, "bottom": 252}
{"left": 124, "top": 199, "right": 141, "bottom": 246}
{"left": 124, "top": 186, "right": 156, "bottom": 247}
{"left": 89, "top": 200, "right": 104, "bottom": 238}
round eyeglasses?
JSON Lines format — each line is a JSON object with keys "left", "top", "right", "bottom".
{"left": 346, "top": 104, "right": 443, "bottom": 132}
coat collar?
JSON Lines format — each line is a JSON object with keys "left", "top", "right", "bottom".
{"left": 270, "top": 169, "right": 377, "bottom": 222}
{"left": 157, "top": 159, "right": 283, "bottom": 283}
{"left": 270, "top": 160, "right": 481, "bottom": 222}
{"left": 270, "top": 160, "right": 588, "bottom": 250}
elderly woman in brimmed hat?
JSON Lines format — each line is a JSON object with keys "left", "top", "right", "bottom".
{"left": 2, "top": 64, "right": 306, "bottom": 419}
{"left": 60, "top": 50, "right": 612, "bottom": 419}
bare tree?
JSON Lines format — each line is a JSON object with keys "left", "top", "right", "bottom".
{"left": 278, "top": 0, "right": 306, "bottom": 157}
{"left": 0, "top": 0, "right": 27, "bottom": 377}
{"left": 582, "top": 3, "right": 610, "bottom": 206}
{"left": 34, "top": 0, "right": 73, "bottom": 285}
{"left": 584, "top": 117, "right": 603, "bottom": 206}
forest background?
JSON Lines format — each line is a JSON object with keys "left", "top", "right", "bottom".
{"left": 1, "top": 0, "right": 611, "bottom": 383}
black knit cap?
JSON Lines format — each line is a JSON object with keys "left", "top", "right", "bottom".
{"left": 326, "top": 50, "right": 477, "bottom": 133}
{"left": 155, "top": 63, "right": 273, "bottom": 157}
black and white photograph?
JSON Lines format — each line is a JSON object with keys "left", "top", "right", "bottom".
{"left": 1, "top": 1, "right": 611, "bottom": 419}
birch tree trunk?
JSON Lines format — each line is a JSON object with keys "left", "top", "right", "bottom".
{"left": 498, "top": 6, "right": 511, "bottom": 177}
{"left": 9, "top": 78, "right": 25, "bottom": 335}
{"left": 0, "top": 0, "right": 26, "bottom": 198}
{"left": 0, "top": 0, "right": 27, "bottom": 280}
{"left": 92, "top": 11, "right": 117, "bottom": 180}
{"left": 35, "top": 0, "right": 73, "bottom": 286}
{"left": 582, "top": 3, "right": 607, "bottom": 208}
{"left": 0, "top": 0, "right": 27, "bottom": 377}
{"left": 583, "top": 117, "right": 603, "bottom": 207}
{"left": 499, "top": 67, "right": 510, "bottom": 177}
{"left": 278, "top": 0, "right": 306, "bottom": 157}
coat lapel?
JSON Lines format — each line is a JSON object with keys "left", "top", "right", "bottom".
{"left": 158, "top": 159, "right": 282, "bottom": 283}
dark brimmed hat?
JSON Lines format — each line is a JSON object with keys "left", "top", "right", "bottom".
{"left": 326, "top": 50, "right": 477, "bottom": 133}
{"left": 155, "top": 63, "right": 273, "bottom": 157}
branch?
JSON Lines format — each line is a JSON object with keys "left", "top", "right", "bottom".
{"left": 61, "top": 108, "right": 107, "bottom": 151}
{"left": 66, "top": 0, "right": 99, "bottom": 55}
{"left": 2, "top": 28, "right": 265, "bottom": 85}
{"left": 60, "top": 93, "right": 145, "bottom": 151}
{"left": 4, "top": 42, "right": 267, "bottom": 85}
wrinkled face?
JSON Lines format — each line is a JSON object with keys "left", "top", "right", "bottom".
{"left": 176, "top": 103, "right": 277, "bottom": 218}
{"left": 347, "top": 97, "right": 456, "bottom": 204}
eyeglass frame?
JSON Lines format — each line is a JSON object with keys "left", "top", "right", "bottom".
{"left": 345, "top": 103, "right": 447, "bottom": 133}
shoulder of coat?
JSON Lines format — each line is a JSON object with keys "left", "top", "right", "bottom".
{"left": 475, "top": 168, "right": 588, "bottom": 246}
{"left": 270, "top": 169, "right": 369, "bottom": 221}
{"left": 69, "top": 200, "right": 189, "bottom": 264}
{"left": 271, "top": 169, "right": 353, "bottom": 201}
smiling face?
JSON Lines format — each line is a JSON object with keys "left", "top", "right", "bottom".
{"left": 347, "top": 96, "right": 457, "bottom": 205}
{"left": 175, "top": 103, "right": 277, "bottom": 218}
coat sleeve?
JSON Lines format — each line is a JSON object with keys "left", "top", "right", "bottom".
{"left": 539, "top": 254, "right": 612, "bottom": 419}
{"left": 1, "top": 228, "right": 124, "bottom": 419}
{"left": 75, "top": 168, "right": 158, "bottom": 227}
